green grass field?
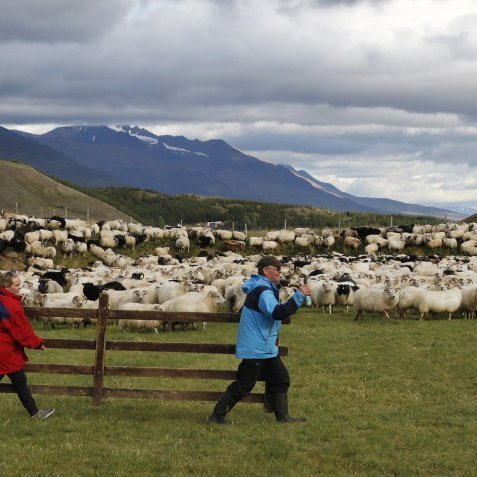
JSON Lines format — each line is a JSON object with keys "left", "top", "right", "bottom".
{"left": 1, "top": 310, "right": 477, "bottom": 477}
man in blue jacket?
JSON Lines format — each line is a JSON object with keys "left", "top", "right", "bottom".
{"left": 207, "top": 255, "right": 311, "bottom": 425}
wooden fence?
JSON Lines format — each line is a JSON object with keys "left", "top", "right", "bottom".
{"left": 0, "top": 294, "right": 288, "bottom": 405}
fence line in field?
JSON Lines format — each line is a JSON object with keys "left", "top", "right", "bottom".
{"left": 0, "top": 294, "right": 289, "bottom": 405}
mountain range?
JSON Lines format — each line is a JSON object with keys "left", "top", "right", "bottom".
{"left": 0, "top": 124, "right": 464, "bottom": 219}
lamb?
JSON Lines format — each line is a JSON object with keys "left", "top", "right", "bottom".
{"left": 353, "top": 287, "right": 400, "bottom": 320}
{"left": 417, "top": 287, "right": 462, "bottom": 321}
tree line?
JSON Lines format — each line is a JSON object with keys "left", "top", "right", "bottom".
{"left": 77, "top": 186, "right": 442, "bottom": 230}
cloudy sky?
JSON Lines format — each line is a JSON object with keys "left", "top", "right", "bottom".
{"left": 2, "top": 0, "right": 477, "bottom": 212}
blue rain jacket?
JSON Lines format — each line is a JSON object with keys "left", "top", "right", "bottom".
{"left": 235, "top": 274, "right": 305, "bottom": 359}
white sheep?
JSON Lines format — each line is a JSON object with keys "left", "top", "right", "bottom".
{"left": 26, "top": 257, "right": 54, "bottom": 270}
{"left": 262, "top": 240, "right": 279, "bottom": 252}
{"left": 311, "top": 281, "right": 336, "bottom": 313}
{"left": 61, "top": 238, "right": 75, "bottom": 257}
{"left": 224, "top": 283, "right": 246, "bottom": 313}
{"left": 175, "top": 236, "right": 190, "bottom": 252}
{"left": 74, "top": 241, "right": 88, "bottom": 256}
{"left": 322, "top": 235, "right": 335, "bottom": 249}
{"left": 353, "top": 287, "right": 400, "bottom": 320}
{"left": 53, "top": 229, "right": 68, "bottom": 244}
{"left": 103, "top": 288, "right": 149, "bottom": 309}
{"left": 40, "top": 292, "right": 88, "bottom": 327}
{"left": 417, "top": 287, "right": 462, "bottom": 321}
{"left": 118, "top": 303, "right": 165, "bottom": 332}
{"left": 365, "top": 243, "right": 379, "bottom": 255}
{"left": 248, "top": 236, "right": 264, "bottom": 248}
{"left": 215, "top": 229, "right": 233, "bottom": 241}
{"left": 459, "top": 285, "right": 477, "bottom": 319}
{"left": 396, "top": 286, "right": 425, "bottom": 319}
{"left": 160, "top": 289, "right": 226, "bottom": 330}
{"left": 277, "top": 230, "right": 295, "bottom": 244}
{"left": 232, "top": 231, "right": 247, "bottom": 241}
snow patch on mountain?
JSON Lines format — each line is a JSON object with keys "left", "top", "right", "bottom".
{"left": 163, "top": 142, "right": 209, "bottom": 157}
{"left": 108, "top": 125, "right": 158, "bottom": 145}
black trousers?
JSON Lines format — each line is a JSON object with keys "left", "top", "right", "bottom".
{"left": 0, "top": 369, "right": 39, "bottom": 416}
{"left": 225, "top": 356, "right": 290, "bottom": 401}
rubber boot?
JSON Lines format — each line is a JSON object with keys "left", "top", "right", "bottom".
{"left": 206, "top": 390, "right": 239, "bottom": 425}
{"left": 272, "top": 392, "right": 306, "bottom": 423}
{"left": 263, "top": 391, "right": 274, "bottom": 413}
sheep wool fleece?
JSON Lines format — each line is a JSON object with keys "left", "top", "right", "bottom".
{"left": 235, "top": 274, "right": 305, "bottom": 359}
{"left": 0, "top": 288, "right": 44, "bottom": 374}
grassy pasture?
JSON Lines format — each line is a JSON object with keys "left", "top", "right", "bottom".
{"left": 1, "top": 309, "right": 477, "bottom": 476}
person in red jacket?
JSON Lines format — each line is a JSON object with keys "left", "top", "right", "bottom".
{"left": 0, "top": 270, "right": 54, "bottom": 419}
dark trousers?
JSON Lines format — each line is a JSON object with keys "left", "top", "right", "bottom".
{"left": 226, "top": 356, "right": 290, "bottom": 401}
{"left": 0, "top": 369, "right": 39, "bottom": 416}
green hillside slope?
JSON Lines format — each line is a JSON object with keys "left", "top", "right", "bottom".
{"left": 0, "top": 160, "right": 131, "bottom": 221}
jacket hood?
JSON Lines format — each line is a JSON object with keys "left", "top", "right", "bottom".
{"left": 242, "top": 274, "right": 277, "bottom": 294}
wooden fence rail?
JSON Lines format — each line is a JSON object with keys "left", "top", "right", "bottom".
{"left": 0, "top": 294, "right": 289, "bottom": 406}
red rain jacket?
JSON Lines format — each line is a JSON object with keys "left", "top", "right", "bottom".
{"left": 0, "top": 287, "right": 44, "bottom": 374}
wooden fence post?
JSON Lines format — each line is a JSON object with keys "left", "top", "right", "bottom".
{"left": 92, "top": 294, "right": 109, "bottom": 405}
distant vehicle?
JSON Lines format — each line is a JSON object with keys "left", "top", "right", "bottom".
{"left": 206, "top": 221, "right": 225, "bottom": 229}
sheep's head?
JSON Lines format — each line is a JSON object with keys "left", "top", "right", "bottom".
{"left": 208, "top": 290, "right": 226, "bottom": 305}
{"left": 73, "top": 295, "right": 87, "bottom": 307}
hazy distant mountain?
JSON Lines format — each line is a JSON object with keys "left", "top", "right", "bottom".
{"left": 285, "top": 166, "right": 464, "bottom": 220}
{"left": 4, "top": 124, "right": 462, "bottom": 218}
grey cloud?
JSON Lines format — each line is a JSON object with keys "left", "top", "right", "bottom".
{"left": 0, "top": 0, "right": 130, "bottom": 43}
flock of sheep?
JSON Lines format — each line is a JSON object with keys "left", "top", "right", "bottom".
{"left": 2, "top": 212, "right": 477, "bottom": 328}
